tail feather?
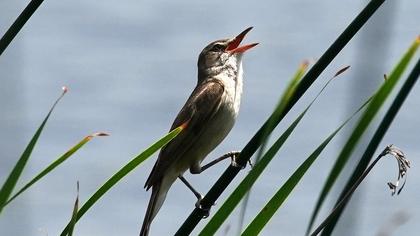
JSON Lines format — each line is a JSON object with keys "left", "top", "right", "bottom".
{"left": 140, "top": 181, "right": 160, "bottom": 236}
{"left": 140, "top": 178, "right": 172, "bottom": 236}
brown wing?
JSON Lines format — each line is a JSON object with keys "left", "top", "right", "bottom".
{"left": 145, "top": 80, "right": 225, "bottom": 189}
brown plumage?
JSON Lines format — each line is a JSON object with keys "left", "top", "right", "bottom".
{"left": 140, "top": 27, "right": 257, "bottom": 236}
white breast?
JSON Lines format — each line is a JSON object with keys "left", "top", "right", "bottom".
{"left": 216, "top": 56, "right": 243, "bottom": 116}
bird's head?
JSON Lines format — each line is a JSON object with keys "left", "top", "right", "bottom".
{"left": 197, "top": 27, "right": 258, "bottom": 81}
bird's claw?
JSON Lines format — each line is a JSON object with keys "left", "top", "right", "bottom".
{"left": 230, "top": 151, "right": 253, "bottom": 169}
{"left": 195, "top": 195, "right": 213, "bottom": 219}
{"left": 248, "top": 159, "right": 254, "bottom": 169}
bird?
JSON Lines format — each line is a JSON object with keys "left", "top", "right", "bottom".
{"left": 140, "top": 27, "right": 258, "bottom": 236}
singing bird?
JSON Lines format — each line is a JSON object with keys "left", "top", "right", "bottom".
{"left": 140, "top": 27, "right": 258, "bottom": 236}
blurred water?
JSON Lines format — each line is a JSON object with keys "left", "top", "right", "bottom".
{"left": 1, "top": 1, "right": 419, "bottom": 235}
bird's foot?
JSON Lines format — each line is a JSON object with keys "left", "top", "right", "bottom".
{"left": 195, "top": 195, "right": 211, "bottom": 218}
{"left": 230, "top": 151, "right": 253, "bottom": 169}
{"left": 195, "top": 195, "right": 218, "bottom": 219}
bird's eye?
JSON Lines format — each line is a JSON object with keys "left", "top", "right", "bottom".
{"left": 211, "top": 44, "right": 225, "bottom": 52}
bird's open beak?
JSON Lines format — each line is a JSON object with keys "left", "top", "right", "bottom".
{"left": 226, "top": 27, "right": 258, "bottom": 54}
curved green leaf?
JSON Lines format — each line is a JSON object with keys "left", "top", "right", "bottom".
{"left": 68, "top": 181, "right": 80, "bottom": 236}
{"left": 0, "top": 87, "right": 66, "bottom": 214}
{"left": 236, "top": 61, "right": 309, "bottom": 234}
{"left": 242, "top": 97, "right": 371, "bottom": 236}
{"left": 306, "top": 36, "right": 420, "bottom": 235}
{"left": 3, "top": 132, "right": 108, "bottom": 207}
{"left": 320, "top": 38, "right": 420, "bottom": 236}
{"left": 60, "top": 125, "right": 184, "bottom": 236}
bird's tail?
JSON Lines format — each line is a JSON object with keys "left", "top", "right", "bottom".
{"left": 139, "top": 178, "right": 171, "bottom": 236}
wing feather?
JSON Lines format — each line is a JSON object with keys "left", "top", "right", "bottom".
{"left": 145, "top": 80, "right": 225, "bottom": 189}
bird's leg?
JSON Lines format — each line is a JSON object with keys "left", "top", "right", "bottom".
{"left": 182, "top": 151, "right": 252, "bottom": 218}
{"left": 197, "top": 151, "right": 238, "bottom": 173}
{"left": 178, "top": 175, "right": 202, "bottom": 201}
{"left": 178, "top": 175, "right": 211, "bottom": 218}
{"left": 190, "top": 151, "right": 251, "bottom": 174}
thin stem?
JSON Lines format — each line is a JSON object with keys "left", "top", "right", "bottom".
{"left": 310, "top": 153, "right": 383, "bottom": 236}
{"left": 0, "top": 0, "right": 46, "bottom": 56}
{"left": 311, "top": 145, "right": 410, "bottom": 236}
